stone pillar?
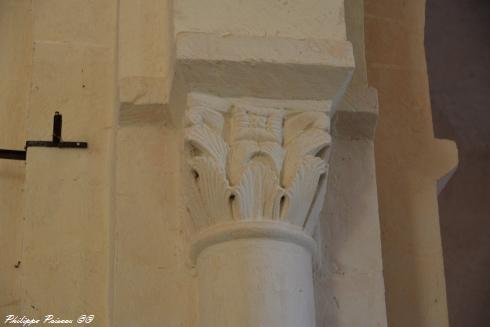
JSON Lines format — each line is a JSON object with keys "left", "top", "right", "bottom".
{"left": 184, "top": 94, "right": 331, "bottom": 327}
{"left": 365, "top": 0, "right": 458, "bottom": 326}
{"left": 197, "top": 238, "right": 315, "bottom": 327}
{"left": 170, "top": 1, "right": 358, "bottom": 325}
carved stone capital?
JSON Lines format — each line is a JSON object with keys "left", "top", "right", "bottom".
{"left": 184, "top": 93, "right": 331, "bottom": 258}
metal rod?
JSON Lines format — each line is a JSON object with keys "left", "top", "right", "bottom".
{"left": 0, "top": 149, "right": 26, "bottom": 161}
{"left": 52, "top": 111, "right": 62, "bottom": 144}
{"left": 25, "top": 141, "right": 88, "bottom": 149}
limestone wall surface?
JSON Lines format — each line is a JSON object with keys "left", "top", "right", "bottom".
{"left": 21, "top": 1, "right": 118, "bottom": 325}
{"left": 314, "top": 1, "right": 387, "bottom": 326}
{"left": 365, "top": 0, "right": 458, "bottom": 326}
{"left": 0, "top": 0, "right": 32, "bottom": 316}
{"left": 1, "top": 1, "right": 119, "bottom": 325}
{"left": 174, "top": 0, "right": 346, "bottom": 40}
{"left": 114, "top": 123, "right": 197, "bottom": 327}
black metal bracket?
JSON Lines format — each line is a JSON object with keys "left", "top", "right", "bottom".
{"left": 0, "top": 112, "right": 88, "bottom": 161}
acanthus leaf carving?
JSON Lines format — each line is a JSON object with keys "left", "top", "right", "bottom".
{"left": 304, "top": 170, "right": 328, "bottom": 235}
{"left": 185, "top": 125, "right": 228, "bottom": 170}
{"left": 184, "top": 94, "right": 331, "bottom": 237}
{"left": 282, "top": 129, "right": 331, "bottom": 187}
{"left": 233, "top": 162, "right": 281, "bottom": 221}
{"left": 228, "top": 140, "right": 284, "bottom": 185}
{"left": 282, "top": 156, "right": 326, "bottom": 226}
{"left": 189, "top": 157, "right": 233, "bottom": 225}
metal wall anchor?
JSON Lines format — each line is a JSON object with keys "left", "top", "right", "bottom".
{"left": 0, "top": 112, "right": 88, "bottom": 161}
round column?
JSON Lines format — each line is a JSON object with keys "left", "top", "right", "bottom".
{"left": 192, "top": 222, "right": 317, "bottom": 327}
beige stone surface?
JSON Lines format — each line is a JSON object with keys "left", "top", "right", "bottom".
{"left": 198, "top": 239, "right": 315, "bottom": 327}
{"left": 175, "top": 0, "right": 347, "bottom": 41}
{"left": 114, "top": 124, "right": 197, "bottom": 327}
{"left": 177, "top": 32, "right": 354, "bottom": 101}
{"left": 32, "top": 0, "right": 115, "bottom": 46}
{"left": 21, "top": 42, "right": 116, "bottom": 325}
{"left": 16, "top": 1, "right": 118, "bottom": 325}
{"left": 315, "top": 137, "right": 387, "bottom": 327}
{"left": 0, "top": 0, "right": 32, "bottom": 316}
{"left": 313, "top": 1, "right": 387, "bottom": 326}
{"left": 118, "top": 0, "right": 174, "bottom": 122}
{"left": 365, "top": 0, "right": 458, "bottom": 326}
{"left": 344, "top": 0, "right": 368, "bottom": 90}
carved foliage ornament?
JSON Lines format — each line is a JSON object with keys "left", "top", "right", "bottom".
{"left": 184, "top": 96, "right": 331, "bottom": 236}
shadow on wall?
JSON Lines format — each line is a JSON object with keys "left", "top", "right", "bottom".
{"left": 425, "top": 0, "right": 490, "bottom": 326}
